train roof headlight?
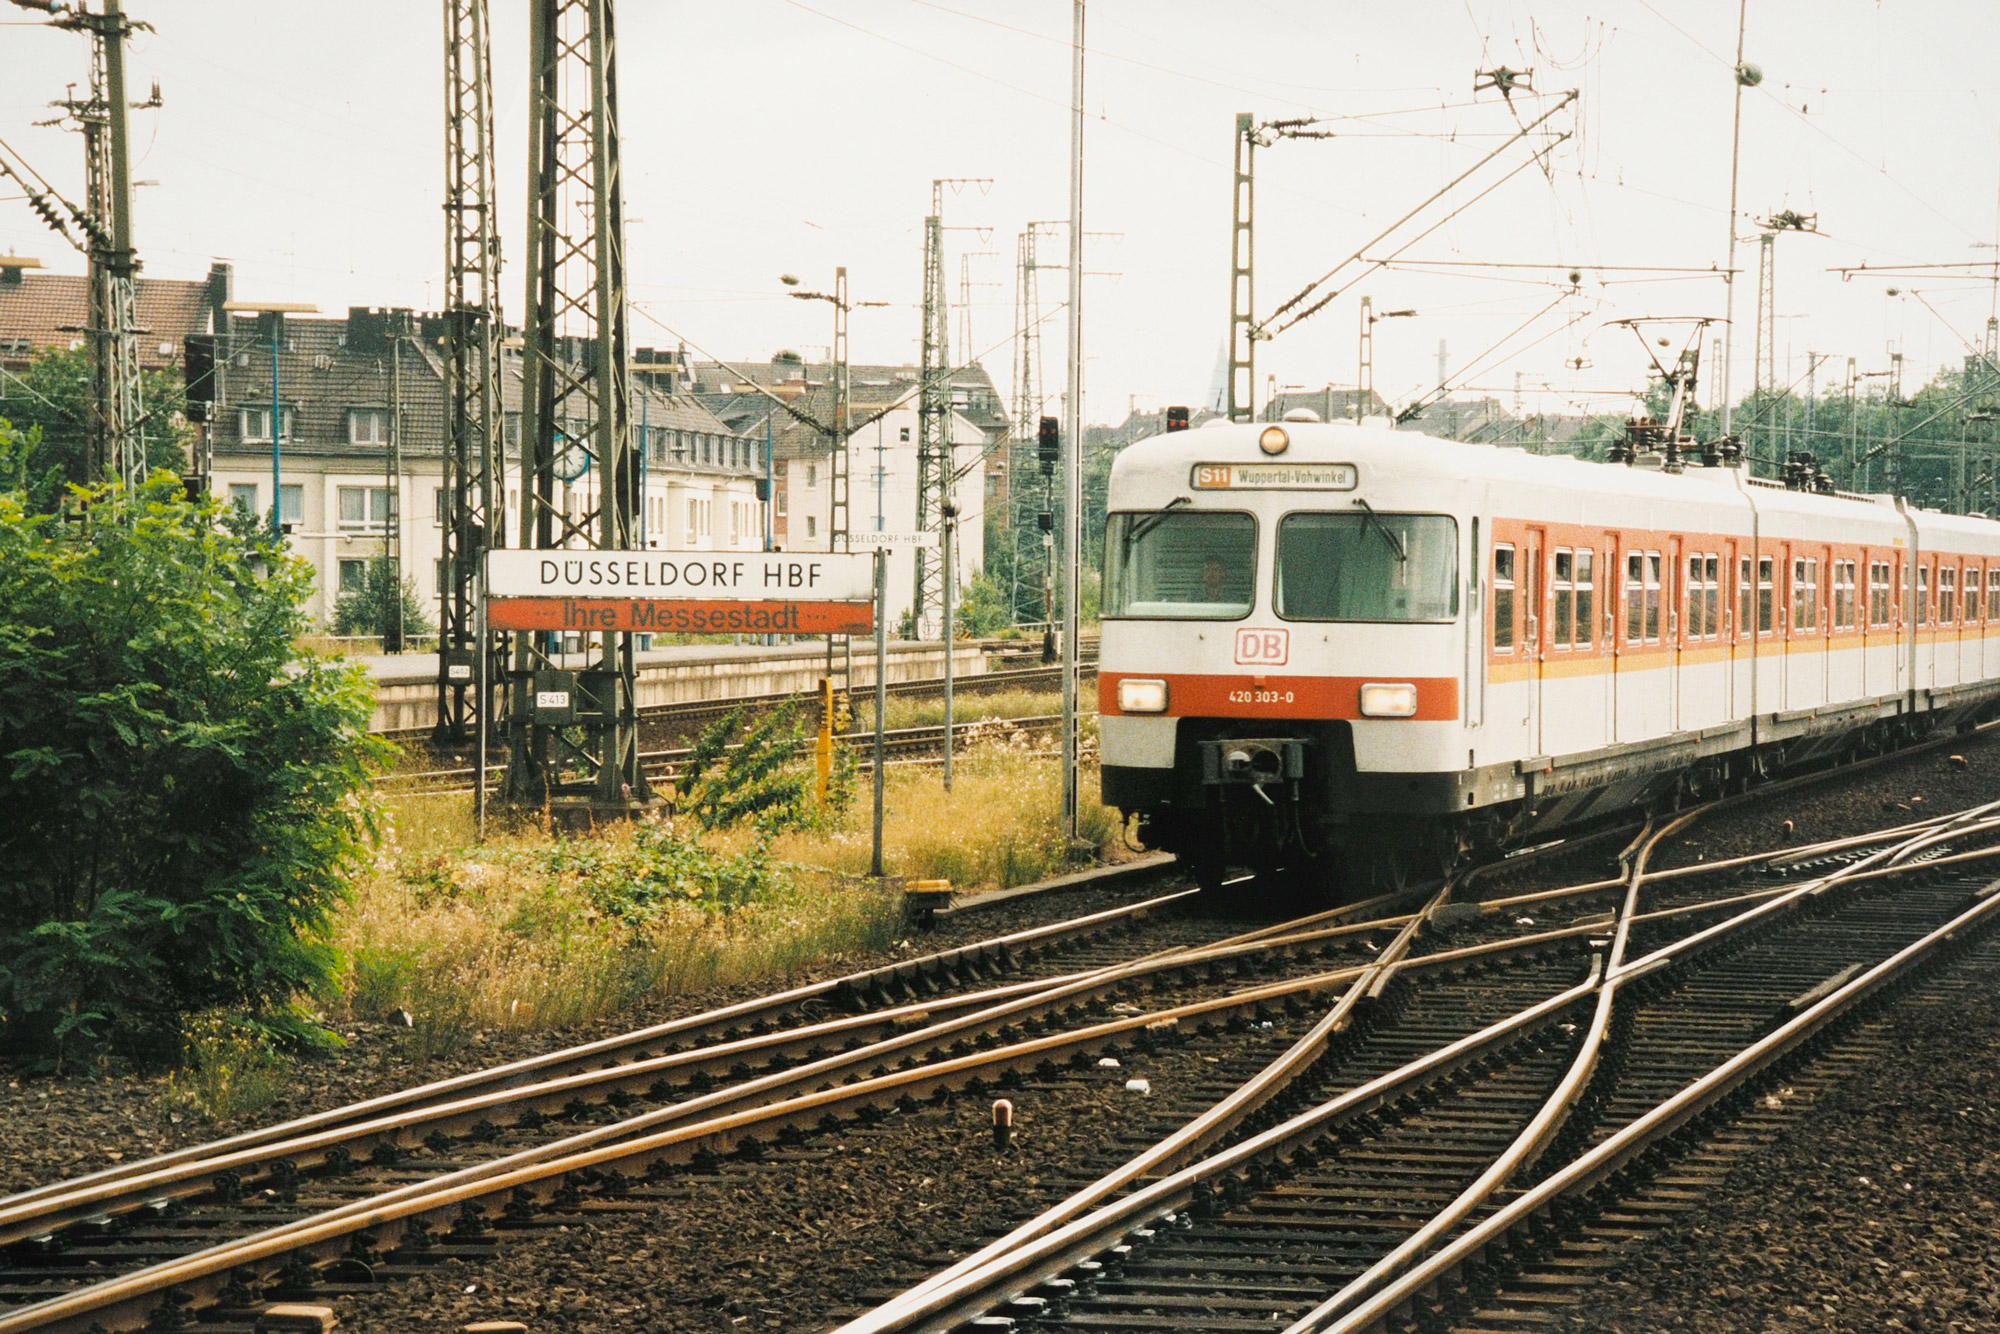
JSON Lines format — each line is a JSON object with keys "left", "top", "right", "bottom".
{"left": 1258, "top": 426, "right": 1289, "bottom": 455}
{"left": 1359, "top": 682, "right": 1419, "bottom": 718}
{"left": 1117, "top": 678, "right": 1169, "bottom": 714}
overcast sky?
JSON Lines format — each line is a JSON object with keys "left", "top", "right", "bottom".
{"left": 4, "top": 1, "right": 1997, "bottom": 427}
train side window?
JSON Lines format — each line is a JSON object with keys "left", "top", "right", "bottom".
{"left": 1575, "top": 550, "right": 1594, "bottom": 647}
{"left": 1917, "top": 564, "right": 1930, "bottom": 626}
{"left": 1832, "top": 560, "right": 1856, "bottom": 631}
{"left": 1792, "top": 557, "right": 1819, "bottom": 631}
{"left": 1870, "top": 561, "right": 1891, "bottom": 627}
{"left": 1644, "top": 553, "right": 1662, "bottom": 642}
{"left": 1703, "top": 555, "right": 1721, "bottom": 637}
{"left": 1757, "top": 557, "right": 1775, "bottom": 634}
{"left": 1941, "top": 566, "right": 1957, "bottom": 624}
{"left": 1492, "top": 545, "right": 1516, "bottom": 650}
{"left": 1989, "top": 568, "right": 2000, "bottom": 621}
{"left": 1625, "top": 552, "right": 1644, "bottom": 643}
{"left": 1739, "top": 557, "right": 1754, "bottom": 639}
{"left": 1552, "top": 549, "right": 1574, "bottom": 647}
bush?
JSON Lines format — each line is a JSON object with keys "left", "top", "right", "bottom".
{"left": 0, "top": 474, "right": 384, "bottom": 1065}
{"left": 332, "top": 556, "right": 435, "bottom": 644}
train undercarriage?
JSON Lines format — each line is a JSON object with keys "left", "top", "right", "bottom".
{"left": 1113, "top": 699, "right": 2000, "bottom": 904}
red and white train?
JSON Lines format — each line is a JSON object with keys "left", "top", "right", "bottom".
{"left": 1097, "top": 413, "right": 2000, "bottom": 892}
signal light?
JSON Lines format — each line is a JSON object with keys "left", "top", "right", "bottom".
{"left": 1165, "top": 405, "right": 1189, "bottom": 433}
{"left": 1037, "top": 415, "right": 1059, "bottom": 476}
{"left": 184, "top": 334, "right": 218, "bottom": 406}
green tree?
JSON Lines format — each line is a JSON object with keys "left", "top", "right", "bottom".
{"left": 332, "top": 557, "right": 436, "bottom": 644}
{"left": 0, "top": 472, "right": 384, "bottom": 1064}
{"left": 956, "top": 568, "right": 1012, "bottom": 637}
{"left": 0, "top": 346, "right": 192, "bottom": 511}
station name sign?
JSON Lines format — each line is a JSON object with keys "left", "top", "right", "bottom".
{"left": 1191, "top": 462, "right": 1358, "bottom": 491}
{"left": 483, "top": 550, "right": 876, "bottom": 635}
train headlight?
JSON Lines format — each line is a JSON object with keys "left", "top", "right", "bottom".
{"left": 1117, "top": 678, "right": 1169, "bottom": 714}
{"left": 1258, "top": 426, "right": 1289, "bottom": 455}
{"left": 1358, "top": 682, "right": 1419, "bottom": 718}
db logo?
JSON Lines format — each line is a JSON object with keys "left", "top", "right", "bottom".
{"left": 1234, "top": 627, "right": 1289, "bottom": 666}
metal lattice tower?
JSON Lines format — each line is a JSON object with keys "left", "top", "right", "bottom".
{"left": 1226, "top": 113, "right": 1256, "bottom": 422}
{"left": 437, "top": 0, "right": 505, "bottom": 743}
{"left": 1010, "top": 223, "right": 1055, "bottom": 625}
{"left": 503, "top": 0, "right": 647, "bottom": 812}
{"left": 914, "top": 178, "right": 988, "bottom": 637}
{"left": 1753, "top": 231, "right": 1776, "bottom": 397}
{"left": 46, "top": 2, "right": 146, "bottom": 490}
{"left": 829, "top": 266, "right": 852, "bottom": 551}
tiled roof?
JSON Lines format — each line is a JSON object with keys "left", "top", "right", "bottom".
{"left": 0, "top": 270, "right": 214, "bottom": 370}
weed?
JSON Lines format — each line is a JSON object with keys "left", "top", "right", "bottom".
{"left": 159, "top": 1013, "right": 292, "bottom": 1124}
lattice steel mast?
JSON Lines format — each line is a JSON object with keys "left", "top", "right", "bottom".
{"left": 40, "top": 1, "right": 151, "bottom": 489}
{"left": 914, "top": 177, "right": 990, "bottom": 637}
{"left": 502, "top": 0, "right": 647, "bottom": 813}
{"left": 437, "top": 0, "right": 505, "bottom": 742}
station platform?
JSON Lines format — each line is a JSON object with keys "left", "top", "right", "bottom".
{"left": 362, "top": 640, "right": 991, "bottom": 734}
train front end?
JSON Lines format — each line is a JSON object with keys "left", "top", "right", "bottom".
{"left": 1098, "top": 417, "right": 1477, "bottom": 895}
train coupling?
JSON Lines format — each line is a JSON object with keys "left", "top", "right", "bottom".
{"left": 1199, "top": 737, "right": 1310, "bottom": 805}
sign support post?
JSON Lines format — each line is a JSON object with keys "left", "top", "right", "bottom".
{"left": 871, "top": 549, "right": 889, "bottom": 878}
{"left": 475, "top": 582, "right": 489, "bottom": 841}
{"left": 942, "top": 505, "right": 956, "bottom": 791}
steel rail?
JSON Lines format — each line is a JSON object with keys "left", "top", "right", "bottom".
{"left": 840, "top": 806, "right": 2000, "bottom": 1334}
{"left": 1283, "top": 800, "right": 2000, "bottom": 1331}
{"left": 0, "top": 916, "right": 1602, "bottom": 1334}
{"left": 0, "top": 883, "right": 1198, "bottom": 1220}
{"left": 1322, "top": 870, "right": 2000, "bottom": 1334}
{"left": 4, "top": 865, "right": 1838, "bottom": 1334}
{"left": 871, "top": 876, "right": 1469, "bottom": 1320}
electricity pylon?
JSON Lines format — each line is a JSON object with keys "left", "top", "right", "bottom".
{"left": 437, "top": 0, "right": 505, "bottom": 744}
{"left": 502, "top": 0, "right": 648, "bottom": 814}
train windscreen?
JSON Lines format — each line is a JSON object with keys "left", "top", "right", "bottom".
{"left": 1275, "top": 512, "right": 1458, "bottom": 622}
{"left": 1104, "top": 510, "right": 1256, "bottom": 619}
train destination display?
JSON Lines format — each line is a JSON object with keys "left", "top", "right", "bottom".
{"left": 482, "top": 550, "right": 878, "bottom": 634}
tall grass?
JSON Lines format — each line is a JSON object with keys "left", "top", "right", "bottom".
{"left": 342, "top": 729, "right": 1119, "bottom": 1052}
{"left": 849, "top": 688, "right": 1077, "bottom": 732}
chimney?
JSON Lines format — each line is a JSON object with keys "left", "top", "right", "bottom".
{"left": 205, "top": 261, "right": 233, "bottom": 332}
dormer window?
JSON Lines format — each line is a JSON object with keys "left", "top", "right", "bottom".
{"left": 348, "top": 408, "right": 390, "bottom": 445}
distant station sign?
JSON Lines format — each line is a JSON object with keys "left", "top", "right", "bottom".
{"left": 845, "top": 530, "right": 941, "bottom": 550}
{"left": 483, "top": 550, "right": 877, "bottom": 635}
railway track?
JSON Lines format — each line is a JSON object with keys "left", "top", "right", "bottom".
{"left": 378, "top": 660, "right": 1096, "bottom": 746}
{"left": 6, "top": 744, "right": 1990, "bottom": 1331}
{"left": 376, "top": 713, "right": 1080, "bottom": 795}
{"left": 0, "top": 832, "right": 1686, "bottom": 1334}
{"left": 834, "top": 801, "right": 2000, "bottom": 1334}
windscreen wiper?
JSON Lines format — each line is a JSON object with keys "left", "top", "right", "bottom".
{"left": 1125, "top": 495, "right": 1191, "bottom": 544}
{"left": 1351, "top": 497, "right": 1407, "bottom": 562}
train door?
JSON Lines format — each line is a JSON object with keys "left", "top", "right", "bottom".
{"left": 1524, "top": 526, "right": 1547, "bottom": 757}
{"left": 1605, "top": 531, "right": 1623, "bottom": 741}
{"left": 1723, "top": 538, "right": 1742, "bottom": 721}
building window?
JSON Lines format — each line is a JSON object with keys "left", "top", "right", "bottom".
{"left": 229, "top": 482, "right": 258, "bottom": 515}
{"left": 775, "top": 484, "right": 787, "bottom": 516}
{"left": 280, "top": 484, "right": 303, "bottom": 524}
{"left": 806, "top": 462, "right": 818, "bottom": 489}
{"left": 239, "top": 406, "right": 290, "bottom": 442}
{"left": 347, "top": 408, "right": 390, "bottom": 445}
{"left": 1491, "top": 544, "right": 1515, "bottom": 650}
{"left": 338, "top": 558, "right": 368, "bottom": 593}
{"left": 806, "top": 515, "right": 818, "bottom": 539}
{"left": 685, "top": 498, "right": 698, "bottom": 545}
{"left": 899, "top": 427, "right": 911, "bottom": 442}
{"left": 434, "top": 487, "right": 449, "bottom": 524}
{"left": 337, "top": 486, "right": 396, "bottom": 531}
